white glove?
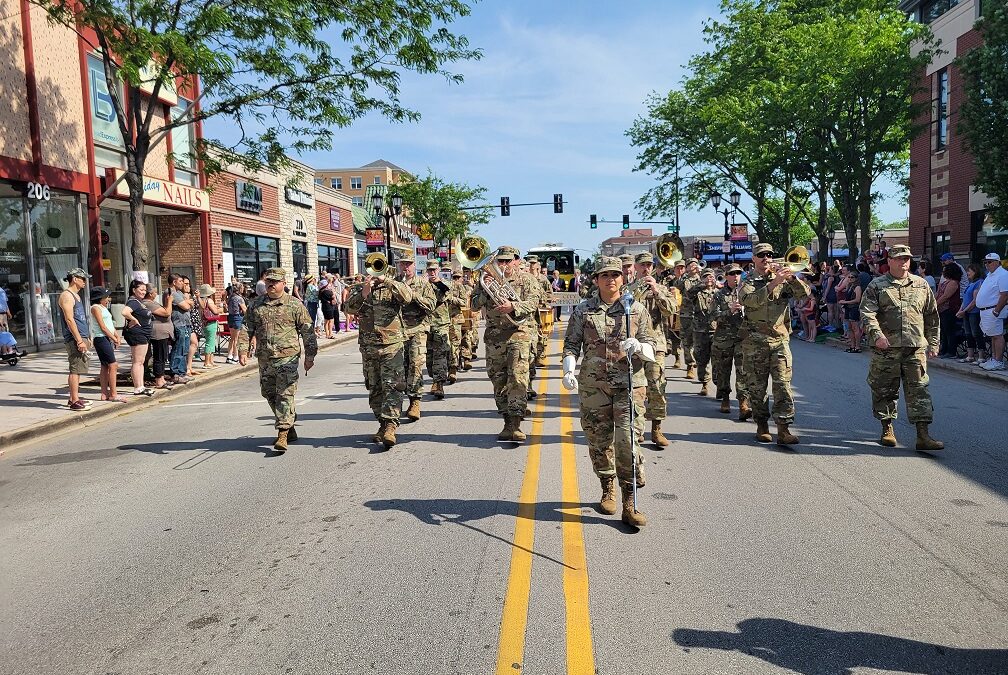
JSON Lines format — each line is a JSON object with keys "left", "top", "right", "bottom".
{"left": 562, "top": 354, "right": 578, "bottom": 391}
{"left": 620, "top": 338, "right": 642, "bottom": 358}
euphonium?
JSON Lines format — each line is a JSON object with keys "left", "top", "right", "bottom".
{"left": 452, "top": 236, "right": 521, "bottom": 324}
{"left": 768, "top": 245, "right": 811, "bottom": 273}
{"left": 654, "top": 233, "right": 685, "bottom": 268}
{"left": 364, "top": 252, "right": 391, "bottom": 277}
{"left": 453, "top": 236, "right": 494, "bottom": 271}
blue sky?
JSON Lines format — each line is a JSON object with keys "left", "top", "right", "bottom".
{"left": 219, "top": 0, "right": 908, "bottom": 255}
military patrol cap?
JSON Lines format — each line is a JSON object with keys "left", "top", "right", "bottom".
{"left": 619, "top": 253, "right": 634, "bottom": 266}
{"left": 397, "top": 249, "right": 416, "bottom": 263}
{"left": 888, "top": 244, "right": 912, "bottom": 259}
{"left": 426, "top": 256, "right": 441, "bottom": 270}
{"left": 673, "top": 259, "right": 686, "bottom": 268}
{"left": 753, "top": 242, "right": 774, "bottom": 256}
{"left": 684, "top": 257, "right": 698, "bottom": 266}
{"left": 65, "top": 267, "right": 91, "bottom": 281}
{"left": 726, "top": 264, "right": 743, "bottom": 274}
{"left": 263, "top": 267, "right": 286, "bottom": 281}
{"left": 593, "top": 256, "right": 623, "bottom": 278}
{"left": 700, "top": 269, "right": 716, "bottom": 279}
{"left": 524, "top": 254, "right": 539, "bottom": 263}
{"left": 497, "top": 245, "right": 519, "bottom": 261}
{"left": 452, "top": 270, "right": 462, "bottom": 278}
{"left": 635, "top": 252, "right": 654, "bottom": 264}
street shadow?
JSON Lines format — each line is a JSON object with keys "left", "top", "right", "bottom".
{"left": 673, "top": 617, "right": 1008, "bottom": 675}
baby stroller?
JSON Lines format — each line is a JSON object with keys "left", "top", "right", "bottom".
{"left": 0, "top": 330, "right": 27, "bottom": 366}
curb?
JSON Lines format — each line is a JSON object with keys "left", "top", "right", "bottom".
{"left": 815, "top": 332, "right": 1008, "bottom": 386}
{"left": 0, "top": 332, "right": 359, "bottom": 453}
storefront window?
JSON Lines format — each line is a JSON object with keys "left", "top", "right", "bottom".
{"left": 318, "top": 244, "right": 349, "bottom": 277}
{"left": 292, "top": 241, "right": 308, "bottom": 279}
{"left": 0, "top": 189, "right": 29, "bottom": 348}
{"left": 223, "top": 231, "right": 279, "bottom": 285}
{"left": 30, "top": 194, "right": 85, "bottom": 346}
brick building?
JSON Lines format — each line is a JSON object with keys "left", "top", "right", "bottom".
{"left": 599, "top": 229, "right": 658, "bottom": 257}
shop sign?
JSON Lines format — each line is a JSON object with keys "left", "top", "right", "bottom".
{"left": 730, "top": 224, "right": 749, "bottom": 241}
{"left": 366, "top": 228, "right": 385, "bottom": 247}
{"left": 88, "top": 54, "right": 124, "bottom": 149}
{"left": 25, "top": 182, "right": 51, "bottom": 201}
{"left": 293, "top": 219, "right": 307, "bottom": 239}
{"left": 285, "top": 187, "right": 313, "bottom": 208}
{"left": 235, "top": 181, "right": 263, "bottom": 213}
{"left": 329, "top": 208, "right": 341, "bottom": 232}
{"left": 101, "top": 258, "right": 112, "bottom": 270}
{"left": 108, "top": 170, "right": 210, "bottom": 212}
{"left": 138, "top": 60, "right": 178, "bottom": 106}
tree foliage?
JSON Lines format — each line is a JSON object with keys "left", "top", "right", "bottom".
{"left": 957, "top": 1, "right": 1008, "bottom": 230}
{"left": 32, "top": 0, "right": 481, "bottom": 272}
{"left": 394, "top": 171, "right": 492, "bottom": 247}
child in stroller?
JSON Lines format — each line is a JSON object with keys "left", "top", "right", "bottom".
{"left": 0, "top": 329, "right": 28, "bottom": 365}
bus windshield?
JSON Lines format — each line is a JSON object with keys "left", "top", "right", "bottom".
{"left": 533, "top": 250, "right": 575, "bottom": 275}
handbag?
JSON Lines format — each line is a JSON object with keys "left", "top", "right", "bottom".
{"left": 201, "top": 297, "right": 216, "bottom": 322}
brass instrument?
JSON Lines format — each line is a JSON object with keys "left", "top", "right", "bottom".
{"left": 768, "top": 245, "right": 811, "bottom": 273}
{"left": 364, "top": 252, "right": 391, "bottom": 277}
{"left": 453, "top": 236, "right": 521, "bottom": 325}
{"left": 697, "top": 259, "right": 708, "bottom": 270}
{"left": 654, "top": 233, "right": 685, "bottom": 268}
{"left": 454, "top": 236, "right": 494, "bottom": 270}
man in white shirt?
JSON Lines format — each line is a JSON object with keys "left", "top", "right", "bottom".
{"left": 976, "top": 253, "right": 1008, "bottom": 371}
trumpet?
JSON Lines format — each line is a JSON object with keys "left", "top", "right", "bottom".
{"left": 697, "top": 259, "right": 708, "bottom": 270}
{"left": 364, "top": 252, "right": 391, "bottom": 277}
{"left": 767, "top": 245, "right": 811, "bottom": 273}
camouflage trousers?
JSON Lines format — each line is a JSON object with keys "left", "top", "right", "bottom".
{"left": 665, "top": 324, "right": 681, "bottom": 364}
{"left": 449, "top": 322, "right": 462, "bottom": 372}
{"left": 643, "top": 351, "right": 667, "bottom": 421}
{"left": 528, "top": 324, "right": 542, "bottom": 390}
{"left": 680, "top": 315, "right": 696, "bottom": 366}
{"left": 711, "top": 337, "right": 748, "bottom": 401}
{"left": 867, "top": 347, "right": 933, "bottom": 423}
{"left": 403, "top": 331, "right": 428, "bottom": 399}
{"left": 693, "top": 330, "right": 713, "bottom": 384}
{"left": 461, "top": 327, "right": 477, "bottom": 361}
{"left": 537, "top": 320, "right": 549, "bottom": 360}
{"left": 362, "top": 343, "right": 406, "bottom": 423}
{"left": 486, "top": 339, "right": 531, "bottom": 417}
{"left": 426, "top": 326, "right": 451, "bottom": 384}
{"left": 578, "top": 383, "right": 646, "bottom": 488}
{"left": 742, "top": 338, "right": 795, "bottom": 424}
{"left": 259, "top": 356, "right": 299, "bottom": 430}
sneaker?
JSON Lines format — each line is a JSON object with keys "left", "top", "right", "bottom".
{"left": 67, "top": 400, "right": 88, "bottom": 411}
{"left": 980, "top": 360, "right": 1006, "bottom": 371}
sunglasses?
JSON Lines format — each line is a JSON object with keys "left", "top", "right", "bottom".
{"left": 755, "top": 252, "right": 773, "bottom": 259}
{"left": 727, "top": 271, "right": 741, "bottom": 276}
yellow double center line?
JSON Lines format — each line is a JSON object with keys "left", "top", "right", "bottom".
{"left": 494, "top": 339, "right": 595, "bottom": 674}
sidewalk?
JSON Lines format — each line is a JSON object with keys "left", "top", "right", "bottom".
{"left": 0, "top": 330, "right": 358, "bottom": 451}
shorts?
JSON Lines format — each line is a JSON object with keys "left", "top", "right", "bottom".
{"left": 64, "top": 340, "right": 90, "bottom": 374}
{"left": 844, "top": 305, "right": 860, "bottom": 321}
{"left": 980, "top": 308, "right": 1005, "bottom": 337}
{"left": 227, "top": 315, "right": 243, "bottom": 330}
{"left": 123, "top": 327, "right": 150, "bottom": 346}
{"left": 93, "top": 335, "right": 117, "bottom": 365}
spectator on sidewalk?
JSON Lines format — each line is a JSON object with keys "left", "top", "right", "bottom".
{"left": 940, "top": 253, "right": 968, "bottom": 302}
{"left": 89, "top": 286, "right": 125, "bottom": 402}
{"left": 226, "top": 283, "right": 247, "bottom": 364}
{"left": 165, "top": 273, "right": 192, "bottom": 384}
{"left": 255, "top": 270, "right": 267, "bottom": 297}
{"left": 919, "top": 259, "right": 937, "bottom": 293}
{"left": 319, "top": 279, "right": 336, "bottom": 338}
{"left": 197, "top": 284, "right": 220, "bottom": 370}
{"left": 823, "top": 262, "right": 841, "bottom": 332}
{"left": 977, "top": 253, "right": 1008, "bottom": 371}
{"left": 0, "top": 281, "right": 10, "bottom": 330}
{"left": 183, "top": 276, "right": 202, "bottom": 376}
{"left": 303, "top": 275, "right": 319, "bottom": 332}
{"left": 837, "top": 267, "right": 863, "bottom": 352}
{"left": 121, "top": 279, "right": 155, "bottom": 396}
{"left": 145, "top": 284, "right": 172, "bottom": 389}
{"left": 957, "top": 263, "right": 986, "bottom": 364}
{"left": 797, "top": 291, "right": 818, "bottom": 342}
{"left": 58, "top": 267, "right": 92, "bottom": 410}
{"left": 935, "top": 262, "right": 963, "bottom": 358}
{"left": 331, "top": 274, "right": 345, "bottom": 330}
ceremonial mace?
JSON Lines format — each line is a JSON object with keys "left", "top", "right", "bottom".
{"left": 620, "top": 289, "right": 638, "bottom": 514}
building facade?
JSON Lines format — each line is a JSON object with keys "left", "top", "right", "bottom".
{"left": 314, "top": 159, "right": 409, "bottom": 207}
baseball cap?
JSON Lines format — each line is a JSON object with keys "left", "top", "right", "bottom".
{"left": 65, "top": 267, "right": 91, "bottom": 281}
{"left": 263, "top": 267, "right": 286, "bottom": 281}
{"left": 984, "top": 252, "right": 1002, "bottom": 262}
{"left": 940, "top": 253, "right": 954, "bottom": 262}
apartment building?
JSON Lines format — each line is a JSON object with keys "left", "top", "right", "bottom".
{"left": 314, "top": 159, "right": 410, "bottom": 207}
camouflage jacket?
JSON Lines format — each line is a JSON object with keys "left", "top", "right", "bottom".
{"left": 428, "top": 280, "right": 452, "bottom": 330}
{"left": 860, "top": 273, "right": 939, "bottom": 350}
{"left": 470, "top": 269, "right": 538, "bottom": 343}
{"left": 562, "top": 295, "right": 659, "bottom": 389}
{"left": 625, "top": 277, "right": 675, "bottom": 353}
{"left": 537, "top": 276, "right": 554, "bottom": 308}
{"left": 344, "top": 278, "right": 414, "bottom": 346}
{"left": 739, "top": 272, "right": 810, "bottom": 343}
{"left": 398, "top": 275, "right": 437, "bottom": 337}
{"left": 711, "top": 286, "right": 746, "bottom": 345}
{"left": 674, "top": 274, "right": 701, "bottom": 317}
{"left": 447, "top": 281, "right": 471, "bottom": 323}
{"left": 578, "top": 276, "right": 596, "bottom": 299}
{"left": 689, "top": 285, "right": 720, "bottom": 333}
{"left": 238, "top": 292, "right": 318, "bottom": 361}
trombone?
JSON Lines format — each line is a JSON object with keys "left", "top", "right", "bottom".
{"left": 767, "top": 245, "right": 811, "bottom": 274}
{"left": 364, "top": 252, "right": 391, "bottom": 277}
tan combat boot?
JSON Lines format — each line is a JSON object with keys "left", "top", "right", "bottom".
{"left": 686, "top": 366, "right": 696, "bottom": 380}
{"left": 719, "top": 397, "right": 731, "bottom": 414}
{"left": 915, "top": 422, "right": 944, "bottom": 452}
{"left": 525, "top": 406, "right": 532, "bottom": 418}
{"left": 497, "top": 417, "right": 514, "bottom": 441}
{"left": 510, "top": 416, "right": 527, "bottom": 442}
{"left": 380, "top": 421, "right": 398, "bottom": 449}
{"left": 755, "top": 419, "right": 772, "bottom": 443}
{"left": 273, "top": 429, "right": 288, "bottom": 452}
{"left": 405, "top": 398, "right": 422, "bottom": 422}
{"left": 447, "top": 370, "right": 457, "bottom": 385}
{"left": 462, "top": 360, "right": 472, "bottom": 371}
{"left": 620, "top": 485, "right": 647, "bottom": 529}
{"left": 599, "top": 477, "right": 617, "bottom": 515}
{"left": 698, "top": 382, "right": 709, "bottom": 396}
{"left": 650, "top": 421, "right": 670, "bottom": 448}
{"left": 430, "top": 382, "right": 445, "bottom": 400}
{"left": 776, "top": 422, "right": 800, "bottom": 446}
{"left": 287, "top": 425, "right": 298, "bottom": 442}
{"left": 738, "top": 397, "right": 752, "bottom": 421}
{"left": 671, "top": 354, "right": 680, "bottom": 369}
{"left": 373, "top": 422, "right": 384, "bottom": 443}
{"left": 879, "top": 421, "right": 897, "bottom": 447}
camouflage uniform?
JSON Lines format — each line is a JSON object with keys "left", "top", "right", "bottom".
{"left": 447, "top": 276, "right": 469, "bottom": 374}
{"left": 674, "top": 268, "right": 701, "bottom": 368}
{"left": 238, "top": 275, "right": 318, "bottom": 434}
{"left": 739, "top": 261, "right": 810, "bottom": 426}
{"left": 459, "top": 278, "right": 478, "bottom": 365}
{"left": 425, "top": 274, "right": 452, "bottom": 387}
{"left": 626, "top": 263, "right": 676, "bottom": 422}
{"left": 562, "top": 293, "right": 659, "bottom": 488}
{"left": 661, "top": 268, "right": 685, "bottom": 365}
{"left": 689, "top": 276, "right": 719, "bottom": 388}
{"left": 344, "top": 276, "right": 414, "bottom": 424}
{"left": 711, "top": 279, "right": 749, "bottom": 405}
{"left": 859, "top": 270, "right": 939, "bottom": 424}
{"left": 399, "top": 275, "right": 437, "bottom": 401}
{"left": 471, "top": 247, "right": 538, "bottom": 421}
{"left": 536, "top": 273, "right": 554, "bottom": 360}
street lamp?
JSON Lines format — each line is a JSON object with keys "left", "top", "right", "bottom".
{"left": 711, "top": 189, "right": 741, "bottom": 266}
{"left": 874, "top": 227, "right": 885, "bottom": 254}
{"left": 372, "top": 192, "right": 404, "bottom": 261}
{"left": 827, "top": 226, "right": 836, "bottom": 261}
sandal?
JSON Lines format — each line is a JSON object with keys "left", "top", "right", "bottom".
{"left": 156, "top": 383, "right": 174, "bottom": 390}
{"left": 133, "top": 388, "right": 155, "bottom": 396}
{"left": 107, "top": 395, "right": 128, "bottom": 403}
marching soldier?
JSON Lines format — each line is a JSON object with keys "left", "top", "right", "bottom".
{"left": 711, "top": 264, "right": 750, "bottom": 418}
{"left": 527, "top": 256, "right": 553, "bottom": 369}
{"left": 424, "top": 257, "right": 452, "bottom": 400}
{"left": 689, "top": 269, "right": 719, "bottom": 397}
{"left": 523, "top": 256, "right": 548, "bottom": 398}
{"left": 674, "top": 258, "right": 702, "bottom": 379}
{"left": 561, "top": 256, "right": 657, "bottom": 529}
{"left": 663, "top": 259, "right": 686, "bottom": 368}
{"left": 471, "top": 245, "right": 538, "bottom": 442}
{"left": 459, "top": 270, "right": 478, "bottom": 370}
{"left": 859, "top": 244, "right": 943, "bottom": 451}
{"left": 627, "top": 252, "right": 677, "bottom": 447}
{"left": 397, "top": 251, "right": 437, "bottom": 421}
{"left": 344, "top": 265, "right": 414, "bottom": 448}
{"left": 739, "top": 242, "right": 810, "bottom": 446}
{"left": 238, "top": 267, "right": 318, "bottom": 452}
{"left": 447, "top": 269, "right": 468, "bottom": 381}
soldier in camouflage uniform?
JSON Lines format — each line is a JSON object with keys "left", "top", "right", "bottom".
{"left": 238, "top": 267, "right": 318, "bottom": 452}
{"left": 689, "top": 269, "right": 719, "bottom": 397}
{"left": 859, "top": 244, "right": 943, "bottom": 451}
{"left": 739, "top": 242, "right": 810, "bottom": 446}
{"left": 424, "top": 257, "right": 452, "bottom": 400}
{"left": 525, "top": 256, "right": 553, "bottom": 397}
{"left": 471, "top": 245, "right": 539, "bottom": 442}
{"left": 674, "top": 258, "right": 702, "bottom": 379}
{"left": 344, "top": 264, "right": 414, "bottom": 448}
{"left": 561, "top": 256, "right": 657, "bottom": 529}
{"left": 396, "top": 251, "right": 437, "bottom": 421}
{"left": 447, "top": 270, "right": 468, "bottom": 380}
{"left": 627, "top": 252, "right": 677, "bottom": 447}
{"left": 662, "top": 260, "right": 686, "bottom": 368}
{"left": 459, "top": 271, "right": 478, "bottom": 370}
{"left": 711, "top": 264, "right": 750, "bottom": 418}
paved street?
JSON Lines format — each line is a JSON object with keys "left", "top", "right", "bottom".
{"left": 1, "top": 334, "right": 1007, "bottom": 674}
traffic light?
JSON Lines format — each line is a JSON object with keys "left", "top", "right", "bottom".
{"left": 694, "top": 240, "right": 703, "bottom": 259}
{"left": 554, "top": 193, "right": 563, "bottom": 214}
{"left": 590, "top": 214, "right": 597, "bottom": 229}
{"left": 500, "top": 196, "right": 510, "bottom": 217}
{"left": 622, "top": 214, "right": 630, "bottom": 229}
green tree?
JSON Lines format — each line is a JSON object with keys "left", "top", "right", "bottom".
{"left": 33, "top": 0, "right": 480, "bottom": 274}
{"left": 394, "top": 171, "right": 492, "bottom": 252}
{"left": 957, "top": 1, "right": 1008, "bottom": 230}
